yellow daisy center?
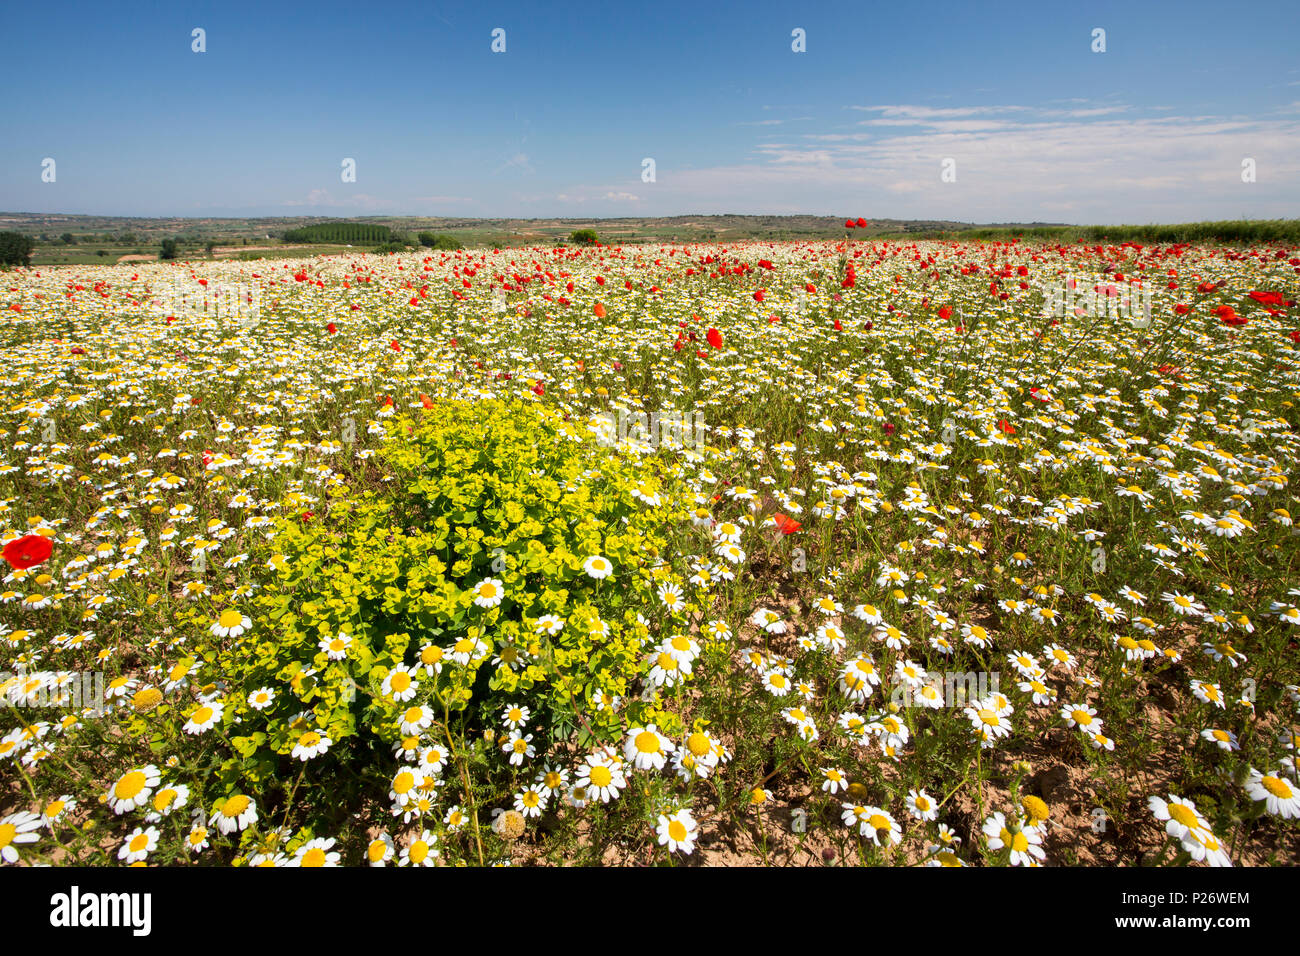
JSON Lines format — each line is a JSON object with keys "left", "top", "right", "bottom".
{"left": 115, "top": 771, "right": 147, "bottom": 800}
{"left": 1169, "top": 804, "right": 1200, "bottom": 829}
{"left": 1262, "top": 776, "right": 1293, "bottom": 799}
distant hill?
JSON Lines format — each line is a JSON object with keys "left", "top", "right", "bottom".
{"left": 2, "top": 213, "right": 1294, "bottom": 267}
{"left": 0, "top": 212, "right": 1066, "bottom": 248}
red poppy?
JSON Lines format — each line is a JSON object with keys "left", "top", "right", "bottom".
{"left": 938, "top": 306, "right": 952, "bottom": 321}
{"left": 593, "top": 302, "right": 607, "bottom": 318}
{"left": 391, "top": 340, "right": 402, "bottom": 351}
{"left": 532, "top": 381, "right": 545, "bottom": 396}
{"left": 883, "top": 422, "right": 895, "bottom": 435}
{"left": 419, "top": 393, "right": 434, "bottom": 409}
{"left": 772, "top": 513, "right": 801, "bottom": 534}
{"left": 997, "top": 418, "right": 1015, "bottom": 435}
{"left": 753, "top": 290, "right": 765, "bottom": 303}
{"left": 201, "top": 450, "right": 214, "bottom": 467}
{"left": 1249, "top": 290, "right": 1285, "bottom": 307}
{"left": 1215, "top": 305, "right": 1247, "bottom": 326}
{"left": 844, "top": 220, "right": 855, "bottom": 229}
{"left": 706, "top": 327, "right": 723, "bottom": 349}
{"left": 300, "top": 511, "right": 313, "bottom": 521}
{"left": 855, "top": 217, "right": 867, "bottom": 228}
{"left": 326, "top": 322, "right": 337, "bottom": 334}
{"left": 833, "top": 319, "right": 842, "bottom": 331}
{"left": 2, "top": 534, "right": 52, "bottom": 570}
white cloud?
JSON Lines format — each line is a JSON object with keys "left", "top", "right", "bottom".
{"left": 281, "top": 189, "right": 392, "bottom": 210}
{"left": 620, "top": 104, "right": 1300, "bottom": 222}
{"left": 497, "top": 152, "right": 533, "bottom": 174}
{"left": 551, "top": 188, "right": 641, "bottom": 204}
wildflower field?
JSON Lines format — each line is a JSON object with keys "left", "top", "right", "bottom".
{"left": 2, "top": 236, "right": 1299, "bottom": 867}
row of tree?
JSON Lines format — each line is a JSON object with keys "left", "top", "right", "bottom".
{"left": 282, "top": 223, "right": 396, "bottom": 243}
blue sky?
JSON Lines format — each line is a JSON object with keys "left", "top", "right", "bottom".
{"left": 2, "top": 0, "right": 1298, "bottom": 223}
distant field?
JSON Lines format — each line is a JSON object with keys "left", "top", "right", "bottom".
{"left": 7, "top": 216, "right": 1299, "bottom": 272}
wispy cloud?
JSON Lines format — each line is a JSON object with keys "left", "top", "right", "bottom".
{"left": 623, "top": 103, "right": 1300, "bottom": 222}
{"left": 736, "top": 117, "right": 813, "bottom": 127}
{"left": 552, "top": 189, "right": 641, "bottom": 203}
{"left": 496, "top": 152, "right": 534, "bottom": 174}
{"left": 281, "top": 189, "right": 393, "bottom": 210}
